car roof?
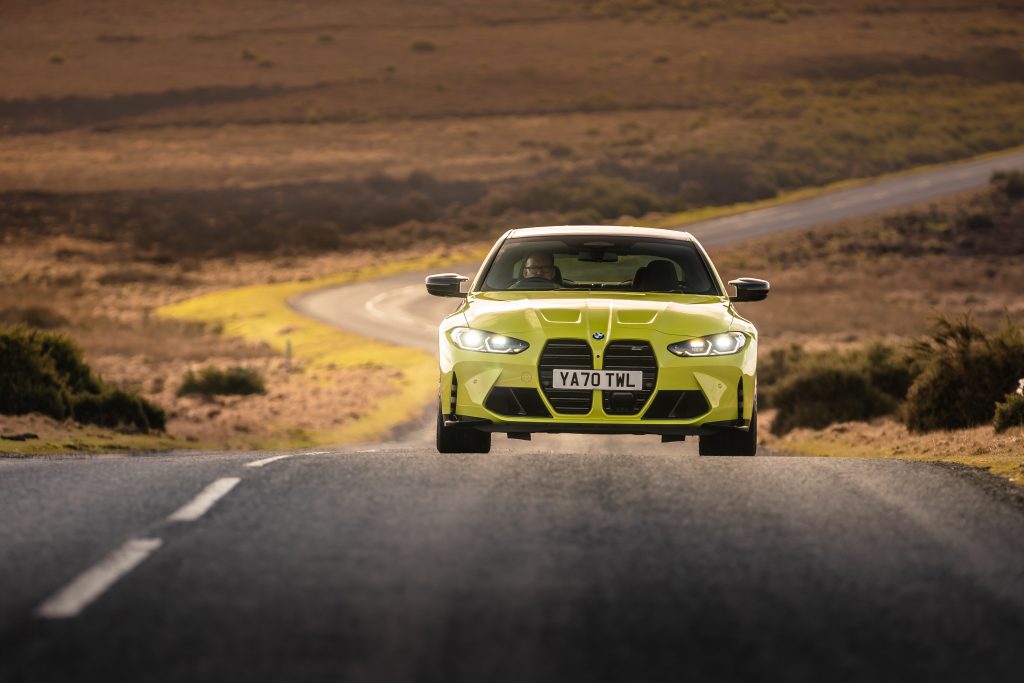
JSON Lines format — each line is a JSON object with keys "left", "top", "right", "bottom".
{"left": 506, "top": 225, "right": 695, "bottom": 241}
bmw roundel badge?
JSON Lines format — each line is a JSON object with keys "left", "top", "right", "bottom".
{"left": 592, "top": 332, "right": 605, "bottom": 340}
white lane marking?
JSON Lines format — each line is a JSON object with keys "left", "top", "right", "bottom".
{"left": 168, "top": 477, "right": 240, "bottom": 522}
{"left": 245, "top": 454, "right": 295, "bottom": 468}
{"left": 244, "top": 451, "right": 329, "bottom": 468}
{"left": 365, "top": 284, "right": 438, "bottom": 331}
{"left": 364, "top": 291, "right": 391, "bottom": 320}
{"left": 36, "top": 538, "right": 163, "bottom": 619}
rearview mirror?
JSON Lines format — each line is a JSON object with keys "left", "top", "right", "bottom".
{"left": 425, "top": 273, "right": 469, "bottom": 298}
{"left": 728, "top": 277, "right": 770, "bottom": 303}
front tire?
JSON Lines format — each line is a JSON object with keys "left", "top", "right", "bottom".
{"left": 699, "top": 406, "right": 757, "bottom": 456}
{"left": 436, "top": 406, "right": 491, "bottom": 454}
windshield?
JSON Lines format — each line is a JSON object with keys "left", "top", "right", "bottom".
{"left": 479, "top": 235, "right": 721, "bottom": 295}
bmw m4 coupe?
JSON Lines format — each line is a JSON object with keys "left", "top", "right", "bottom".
{"left": 425, "top": 226, "right": 769, "bottom": 455}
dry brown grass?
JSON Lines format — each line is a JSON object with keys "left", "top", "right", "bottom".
{"left": 711, "top": 188, "right": 1024, "bottom": 353}
{"left": 762, "top": 411, "right": 1024, "bottom": 486}
{"left": 0, "top": 235, "right": 457, "bottom": 449}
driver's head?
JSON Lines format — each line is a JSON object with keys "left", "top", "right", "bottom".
{"left": 522, "top": 253, "right": 556, "bottom": 280}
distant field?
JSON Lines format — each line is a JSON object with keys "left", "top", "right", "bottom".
{"left": 2, "top": 0, "right": 1024, "bottom": 258}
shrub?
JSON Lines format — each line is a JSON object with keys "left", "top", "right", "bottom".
{"left": 0, "top": 325, "right": 164, "bottom": 430}
{"left": 0, "top": 326, "right": 72, "bottom": 419}
{"left": 904, "top": 315, "right": 1024, "bottom": 432}
{"left": 861, "top": 341, "right": 922, "bottom": 401}
{"left": 770, "top": 366, "right": 897, "bottom": 436}
{"left": 411, "top": 39, "right": 437, "bottom": 53}
{"left": 178, "top": 366, "right": 266, "bottom": 397}
{"left": 71, "top": 389, "right": 166, "bottom": 431}
{"left": 993, "top": 391, "right": 1024, "bottom": 432}
{"left": 992, "top": 170, "right": 1024, "bottom": 200}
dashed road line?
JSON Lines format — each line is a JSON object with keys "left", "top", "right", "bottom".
{"left": 168, "top": 477, "right": 240, "bottom": 522}
{"left": 36, "top": 538, "right": 163, "bottom": 619}
{"left": 245, "top": 454, "right": 296, "bottom": 468}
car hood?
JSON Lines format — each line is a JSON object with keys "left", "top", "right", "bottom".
{"left": 462, "top": 291, "right": 736, "bottom": 339}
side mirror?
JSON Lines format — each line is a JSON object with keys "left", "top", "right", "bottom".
{"left": 728, "top": 277, "right": 770, "bottom": 303}
{"left": 425, "top": 273, "right": 469, "bottom": 298}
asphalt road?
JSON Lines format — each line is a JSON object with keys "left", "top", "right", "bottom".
{"left": 4, "top": 150, "right": 1024, "bottom": 682}
{"left": 3, "top": 448, "right": 1024, "bottom": 682}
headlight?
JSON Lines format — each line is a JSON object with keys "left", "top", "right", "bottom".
{"left": 450, "top": 327, "right": 530, "bottom": 354}
{"left": 668, "top": 332, "right": 747, "bottom": 357}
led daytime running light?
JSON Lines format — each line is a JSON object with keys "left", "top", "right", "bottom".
{"left": 450, "top": 327, "right": 529, "bottom": 354}
{"left": 668, "top": 332, "right": 747, "bottom": 357}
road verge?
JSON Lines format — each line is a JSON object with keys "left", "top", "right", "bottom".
{"left": 157, "top": 248, "right": 486, "bottom": 449}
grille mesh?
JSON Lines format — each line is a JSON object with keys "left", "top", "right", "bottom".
{"left": 538, "top": 339, "right": 594, "bottom": 415}
{"left": 601, "top": 341, "right": 658, "bottom": 415}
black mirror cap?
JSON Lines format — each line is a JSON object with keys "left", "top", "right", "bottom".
{"left": 728, "top": 277, "right": 770, "bottom": 303}
{"left": 425, "top": 273, "right": 469, "bottom": 298}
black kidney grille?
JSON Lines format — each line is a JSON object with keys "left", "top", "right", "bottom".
{"left": 539, "top": 339, "right": 593, "bottom": 415}
{"left": 601, "top": 340, "right": 658, "bottom": 415}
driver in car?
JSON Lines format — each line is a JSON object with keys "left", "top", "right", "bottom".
{"left": 521, "top": 253, "right": 557, "bottom": 281}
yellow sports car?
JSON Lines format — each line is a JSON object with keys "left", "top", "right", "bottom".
{"left": 425, "top": 226, "right": 769, "bottom": 455}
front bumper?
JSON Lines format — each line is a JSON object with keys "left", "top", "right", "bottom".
{"left": 443, "top": 416, "right": 751, "bottom": 436}
{"left": 439, "top": 337, "right": 757, "bottom": 432}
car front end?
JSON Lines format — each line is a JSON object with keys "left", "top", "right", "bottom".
{"left": 427, "top": 226, "right": 769, "bottom": 455}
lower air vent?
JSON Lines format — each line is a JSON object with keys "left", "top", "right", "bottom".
{"left": 601, "top": 340, "right": 658, "bottom": 415}
{"left": 484, "top": 388, "right": 552, "bottom": 418}
{"left": 642, "top": 390, "right": 710, "bottom": 420}
{"left": 538, "top": 339, "right": 593, "bottom": 415}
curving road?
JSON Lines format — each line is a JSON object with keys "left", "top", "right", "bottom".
{"left": 3, "top": 150, "right": 1024, "bottom": 682}
{"left": 295, "top": 147, "right": 1024, "bottom": 355}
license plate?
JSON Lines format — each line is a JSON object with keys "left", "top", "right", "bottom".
{"left": 552, "top": 369, "right": 643, "bottom": 391}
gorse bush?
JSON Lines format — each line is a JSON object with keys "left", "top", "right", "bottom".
{"left": 71, "top": 389, "right": 167, "bottom": 432}
{"left": 992, "top": 170, "right": 1024, "bottom": 200}
{"left": 904, "top": 315, "right": 1024, "bottom": 432}
{"left": 770, "top": 366, "right": 897, "bottom": 436}
{"left": 178, "top": 366, "right": 266, "bottom": 397}
{"left": 0, "top": 325, "right": 165, "bottom": 431}
{"left": 763, "top": 342, "right": 920, "bottom": 436}
{"left": 993, "top": 391, "right": 1024, "bottom": 433}
{"left": 766, "top": 316, "right": 1024, "bottom": 435}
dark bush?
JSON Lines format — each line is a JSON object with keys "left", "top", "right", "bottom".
{"left": 992, "top": 170, "right": 1024, "bottom": 200}
{"left": 770, "top": 365, "right": 897, "bottom": 436}
{"left": 993, "top": 392, "right": 1024, "bottom": 432}
{"left": 0, "top": 325, "right": 164, "bottom": 430}
{"left": 71, "top": 389, "right": 166, "bottom": 431}
{"left": 0, "top": 326, "right": 72, "bottom": 419}
{"left": 904, "top": 315, "right": 1024, "bottom": 432}
{"left": 861, "top": 342, "right": 922, "bottom": 401}
{"left": 178, "top": 366, "right": 266, "bottom": 397}
{"left": 759, "top": 341, "right": 919, "bottom": 414}
{"left": 36, "top": 332, "right": 103, "bottom": 394}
